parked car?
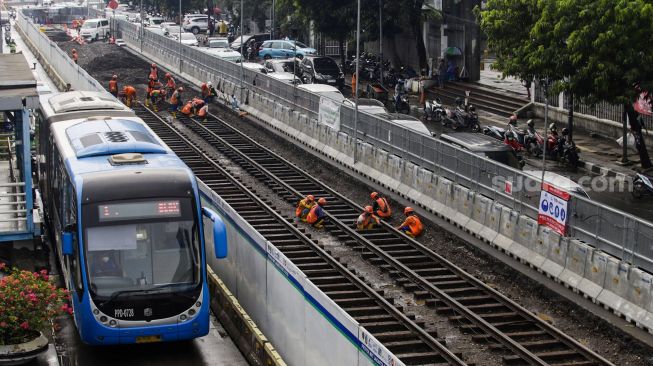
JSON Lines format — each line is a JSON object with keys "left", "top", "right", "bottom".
{"left": 79, "top": 18, "right": 110, "bottom": 41}
{"left": 296, "top": 84, "right": 345, "bottom": 103}
{"left": 240, "top": 62, "right": 269, "bottom": 74}
{"left": 183, "top": 14, "right": 208, "bottom": 23}
{"left": 523, "top": 170, "right": 590, "bottom": 198}
{"left": 183, "top": 17, "right": 208, "bottom": 34}
{"left": 379, "top": 113, "right": 433, "bottom": 136}
{"left": 169, "top": 32, "right": 199, "bottom": 46}
{"left": 199, "top": 38, "right": 242, "bottom": 62}
{"left": 230, "top": 33, "right": 270, "bottom": 52}
{"left": 160, "top": 21, "right": 177, "bottom": 29}
{"left": 299, "top": 56, "right": 344, "bottom": 89}
{"left": 146, "top": 16, "right": 165, "bottom": 26}
{"left": 440, "top": 133, "right": 524, "bottom": 170}
{"left": 343, "top": 98, "right": 388, "bottom": 115}
{"left": 207, "top": 37, "right": 229, "bottom": 48}
{"left": 268, "top": 72, "right": 303, "bottom": 85}
{"left": 264, "top": 59, "right": 299, "bottom": 74}
{"left": 258, "top": 40, "right": 317, "bottom": 60}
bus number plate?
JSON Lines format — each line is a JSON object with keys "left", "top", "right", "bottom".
{"left": 136, "top": 335, "right": 162, "bottom": 343}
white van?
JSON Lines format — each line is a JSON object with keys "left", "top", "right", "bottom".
{"left": 79, "top": 18, "right": 110, "bottom": 41}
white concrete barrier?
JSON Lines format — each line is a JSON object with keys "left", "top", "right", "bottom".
{"left": 492, "top": 206, "right": 518, "bottom": 252}
{"left": 478, "top": 202, "right": 502, "bottom": 244}
{"left": 558, "top": 239, "right": 591, "bottom": 292}
{"left": 451, "top": 185, "right": 473, "bottom": 228}
{"left": 507, "top": 216, "right": 538, "bottom": 264}
{"left": 578, "top": 250, "right": 609, "bottom": 300}
{"left": 540, "top": 236, "right": 569, "bottom": 280}
{"left": 434, "top": 177, "right": 456, "bottom": 220}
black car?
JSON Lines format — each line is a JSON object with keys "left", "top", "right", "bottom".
{"left": 299, "top": 56, "right": 345, "bottom": 89}
{"left": 230, "top": 33, "right": 270, "bottom": 58}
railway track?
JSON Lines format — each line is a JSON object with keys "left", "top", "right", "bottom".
{"left": 151, "top": 106, "right": 613, "bottom": 366}
{"left": 134, "top": 104, "right": 466, "bottom": 366}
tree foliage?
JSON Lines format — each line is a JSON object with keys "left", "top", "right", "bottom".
{"left": 479, "top": 0, "right": 653, "bottom": 105}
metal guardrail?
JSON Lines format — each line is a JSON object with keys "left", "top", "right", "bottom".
{"left": 16, "top": 12, "right": 107, "bottom": 94}
{"left": 109, "top": 18, "right": 653, "bottom": 273}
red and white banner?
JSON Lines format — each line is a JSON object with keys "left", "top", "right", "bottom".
{"left": 634, "top": 91, "right": 652, "bottom": 116}
{"left": 538, "top": 183, "right": 570, "bottom": 236}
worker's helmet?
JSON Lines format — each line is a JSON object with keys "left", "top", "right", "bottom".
{"left": 178, "top": 87, "right": 184, "bottom": 92}
{"left": 370, "top": 192, "right": 378, "bottom": 200}
{"left": 455, "top": 97, "right": 462, "bottom": 105}
{"left": 72, "top": 48, "right": 77, "bottom": 52}
{"left": 549, "top": 123, "right": 557, "bottom": 131}
{"left": 165, "top": 73, "right": 171, "bottom": 78}
{"left": 365, "top": 206, "right": 373, "bottom": 214}
{"left": 207, "top": 81, "right": 212, "bottom": 87}
{"left": 527, "top": 119, "right": 534, "bottom": 128}
{"left": 151, "top": 63, "right": 157, "bottom": 68}
{"left": 306, "top": 194, "right": 315, "bottom": 201}
{"left": 404, "top": 207, "right": 414, "bottom": 215}
{"left": 561, "top": 127, "right": 569, "bottom": 136}
{"left": 318, "top": 198, "right": 326, "bottom": 206}
{"left": 112, "top": 75, "right": 117, "bottom": 80}
{"left": 509, "top": 114, "right": 518, "bottom": 125}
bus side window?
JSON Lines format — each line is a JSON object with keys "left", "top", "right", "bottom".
{"left": 68, "top": 191, "right": 83, "bottom": 297}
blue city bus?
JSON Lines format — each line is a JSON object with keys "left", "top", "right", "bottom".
{"left": 36, "top": 91, "right": 227, "bottom": 345}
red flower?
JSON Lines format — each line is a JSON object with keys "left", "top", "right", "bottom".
{"left": 0, "top": 322, "right": 6, "bottom": 328}
{"left": 61, "top": 303, "right": 73, "bottom": 315}
{"left": 19, "top": 322, "right": 29, "bottom": 330}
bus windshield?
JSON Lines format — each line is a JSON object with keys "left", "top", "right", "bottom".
{"left": 83, "top": 199, "right": 201, "bottom": 300}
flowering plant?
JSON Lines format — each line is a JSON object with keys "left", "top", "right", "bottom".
{"left": 0, "top": 263, "right": 70, "bottom": 345}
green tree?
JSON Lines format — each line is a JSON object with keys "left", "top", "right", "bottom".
{"left": 479, "top": 0, "right": 653, "bottom": 168}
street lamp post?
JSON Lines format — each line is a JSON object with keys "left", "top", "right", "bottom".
{"left": 239, "top": 0, "right": 244, "bottom": 103}
{"left": 271, "top": 0, "right": 275, "bottom": 39}
{"left": 378, "top": 0, "right": 382, "bottom": 84}
{"left": 540, "top": 78, "right": 549, "bottom": 190}
{"left": 179, "top": 0, "right": 182, "bottom": 72}
{"left": 353, "top": 0, "right": 361, "bottom": 163}
{"left": 140, "top": 0, "right": 143, "bottom": 53}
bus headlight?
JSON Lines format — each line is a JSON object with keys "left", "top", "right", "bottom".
{"left": 100, "top": 316, "right": 108, "bottom": 323}
{"left": 188, "top": 309, "right": 196, "bottom": 316}
{"left": 109, "top": 320, "right": 117, "bottom": 327}
{"left": 180, "top": 314, "right": 187, "bottom": 321}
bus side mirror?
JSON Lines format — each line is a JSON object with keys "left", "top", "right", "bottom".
{"left": 202, "top": 207, "right": 228, "bottom": 259}
{"left": 62, "top": 232, "right": 74, "bottom": 256}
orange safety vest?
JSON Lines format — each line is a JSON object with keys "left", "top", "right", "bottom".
{"left": 306, "top": 205, "right": 324, "bottom": 224}
{"left": 170, "top": 91, "right": 180, "bottom": 104}
{"left": 201, "top": 83, "right": 209, "bottom": 97}
{"left": 149, "top": 68, "right": 158, "bottom": 80}
{"left": 295, "top": 198, "right": 314, "bottom": 217}
{"left": 181, "top": 102, "right": 193, "bottom": 115}
{"left": 123, "top": 86, "right": 136, "bottom": 97}
{"left": 197, "top": 105, "right": 208, "bottom": 117}
{"left": 400, "top": 215, "right": 423, "bottom": 237}
{"left": 374, "top": 197, "right": 391, "bottom": 218}
{"left": 166, "top": 77, "right": 176, "bottom": 90}
{"left": 357, "top": 213, "right": 379, "bottom": 228}
{"left": 109, "top": 80, "right": 118, "bottom": 92}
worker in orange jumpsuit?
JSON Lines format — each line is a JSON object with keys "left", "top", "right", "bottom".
{"left": 351, "top": 71, "right": 357, "bottom": 96}
{"left": 356, "top": 206, "right": 380, "bottom": 231}
{"left": 370, "top": 192, "right": 392, "bottom": 219}
{"left": 164, "top": 73, "right": 176, "bottom": 95}
{"left": 200, "top": 81, "right": 215, "bottom": 103}
{"left": 71, "top": 48, "right": 78, "bottom": 64}
{"left": 148, "top": 89, "right": 166, "bottom": 112}
{"left": 196, "top": 103, "right": 209, "bottom": 122}
{"left": 145, "top": 76, "right": 162, "bottom": 105}
{"left": 396, "top": 207, "right": 424, "bottom": 238}
{"left": 169, "top": 87, "right": 183, "bottom": 119}
{"left": 295, "top": 195, "right": 315, "bottom": 221}
{"left": 306, "top": 198, "right": 327, "bottom": 229}
{"left": 108, "top": 75, "right": 119, "bottom": 97}
{"left": 149, "top": 63, "right": 158, "bottom": 81}
{"left": 121, "top": 85, "right": 137, "bottom": 107}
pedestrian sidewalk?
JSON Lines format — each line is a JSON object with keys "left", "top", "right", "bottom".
{"left": 475, "top": 67, "right": 639, "bottom": 181}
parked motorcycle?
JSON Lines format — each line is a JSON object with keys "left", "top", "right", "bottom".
{"left": 524, "top": 125, "right": 544, "bottom": 157}
{"left": 483, "top": 125, "right": 506, "bottom": 140}
{"left": 424, "top": 97, "right": 445, "bottom": 122}
{"left": 394, "top": 93, "right": 410, "bottom": 114}
{"left": 632, "top": 171, "right": 653, "bottom": 198}
{"left": 443, "top": 104, "right": 481, "bottom": 132}
{"left": 547, "top": 128, "right": 579, "bottom": 171}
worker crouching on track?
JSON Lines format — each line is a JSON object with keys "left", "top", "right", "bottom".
{"left": 306, "top": 198, "right": 327, "bottom": 229}
{"left": 148, "top": 88, "right": 167, "bottom": 112}
{"left": 169, "top": 87, "right": 183, "bottom": 119}
{"left": 356, "top": 206, "right": 380, "bottom": 230}
{"left": 397, "top": 207, "right": 423, "bottom": 238}
{"left": 197, "top": 103, "right": 209, "bottom": 122}
{"left": 370, "top": 192, "right": 391, "bottom": 219}
{"left": 108, "top": 75, "right": 119, "bottom": 98}
{"left": 201, "top": 81, "right": 216, "bottom": 104}
{"left": 120, "top": 85, "right": 137, "bottom": 108}
{"left": 181, "top": 98, "right": 205, "bottom": 117}
{"left": 295, "top": 195, "right": 315, "bottom": 222}
{"left": 165, "top": 73, "right": 176, "bottom": 95}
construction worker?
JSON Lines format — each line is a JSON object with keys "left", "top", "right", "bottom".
{"left": 121, "top": 85, "right": 137, "bottom": 107}
{"left": 197, "top": 103, "right": 209, "bottom": 122}
{"left": 201, "top": 82, "right": 216, "bottom": 104}
{"left": 370, "top": 192, "right": 392, "bottom": 219}
{"left": 71, "top": 48, "right": 78, "bottom": 64}
{"left": 396, "top": 207, "right": 424, "bottom": 238}
{"left": 149, "top": 63, "right": 158, "bottom": 81}
{"left": 295, "top": 195, "right": 315, "bottom": 221}
{"left": 356, "top": 206, "right": 380, "bottom": 231}
{"left": 191, "top": 98, "right": 205, "bottom": 114}
{"left": 181, "top": 100, "right": 194, "bottom": 116}
{"left": 164, "top": 73, "right": 176, "bottom": 95}
{"left": 145, "top": 76, "right": 161, "bottom": 105}
{"left": 108, "top": 75, "right": 119, "bottom": 97}
{"left": 148, "top": 88, "right": 166, "bottom": 112}
{"left": 169, "top": 87, "right": 183, "bottom": 119}
{"left": 351, "top": 71, "right": 357, "bottom": 96}
{"left": 306, "top": 198, "right": 327, "bottom": 229}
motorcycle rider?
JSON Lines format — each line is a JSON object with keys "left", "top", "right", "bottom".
{"left": 394, "top": 79, "right": 405, "bottom": 112}
{"left": 505, "top": 114, "right": 519, "bottom": 142}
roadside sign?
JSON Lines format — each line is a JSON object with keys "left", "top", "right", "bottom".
{"left": 318, "top": 97, "right": 341, "bottom": 131}
{"left": 504, "top": 180, "right": 513, "bottom": 195}
{"left": 537, "top": 183, "right": 570, "bottom": 236}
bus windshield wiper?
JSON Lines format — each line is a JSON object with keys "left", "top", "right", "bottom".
{"left": 100, "top": 285, "right": 172, "bottom": 306}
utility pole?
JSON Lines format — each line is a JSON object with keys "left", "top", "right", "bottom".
{"left": 271, "top": 0, "right": 275, "bottom": 39}
{"left": 179, "top": 0, "right": 182, "bottom": 72}
{"left": 139, "top": 0, "right": 143, "bottom": 53}
{"left": 378, "top": 0, "right": 382, "bottom": 84}
{"left": 239, "top": 0, "right": 244, "bottom": 102}
{"left": 353, "top": 0, "right": 361, "bottom": 163}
